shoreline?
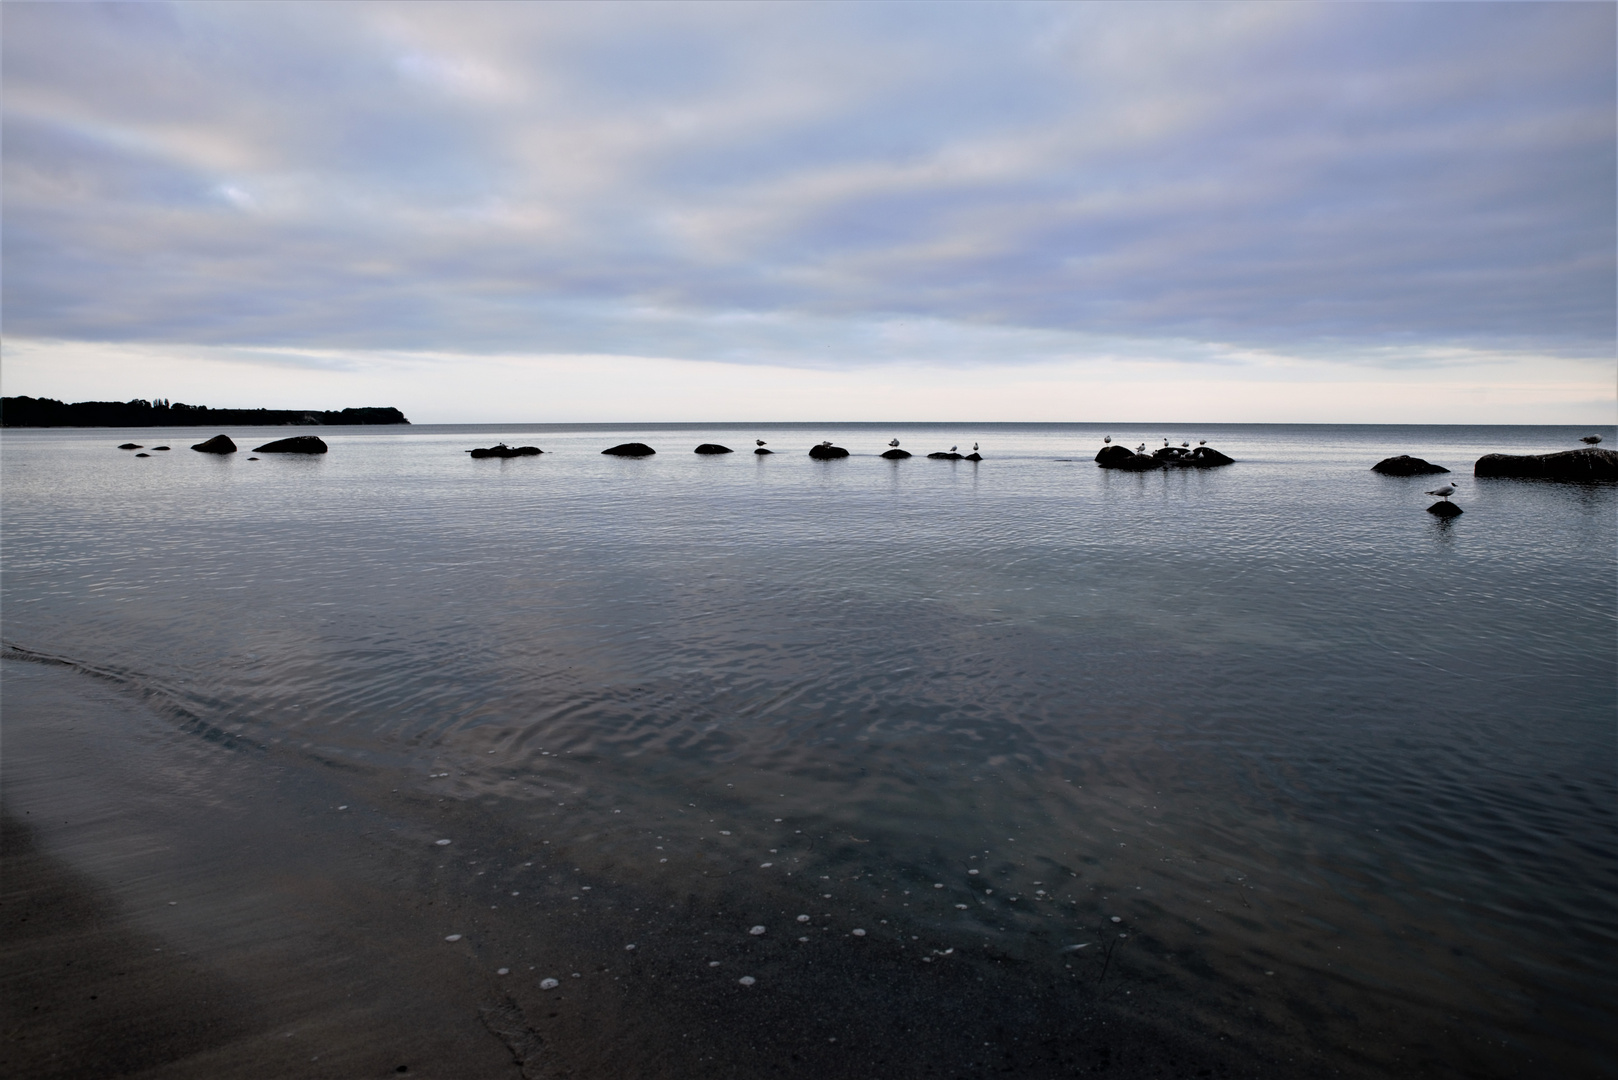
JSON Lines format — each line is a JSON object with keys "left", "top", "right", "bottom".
{"left": 0, "top": 658, "right": 1355, "bottom": 1080}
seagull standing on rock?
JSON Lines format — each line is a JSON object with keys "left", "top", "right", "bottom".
{"left": 1582, "top": 434, "right": 1603, "bottom": 445}
{"left": 1426, "top": 482, "right": 1458, "bottom": 502}
{"left": 756, "top": 439, "right": 767, "bottom": 447}
{"left": 889, "top": 438, "right": 901, "bottom": 448}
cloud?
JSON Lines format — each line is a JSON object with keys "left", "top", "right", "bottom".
{"left": 2, "top": 0, "right": 1613, "bottom": 407}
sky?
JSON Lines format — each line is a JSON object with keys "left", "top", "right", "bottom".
{"left": 3, "top": 1, "right": 1614, "bottom": 424}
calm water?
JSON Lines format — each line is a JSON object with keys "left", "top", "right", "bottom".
{"left": 4, "top": 422, "right": 1615, "bottom": 1076}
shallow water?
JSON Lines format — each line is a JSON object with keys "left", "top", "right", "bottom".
{"left": 3, "top": 422, "right": 1615, "bottom": 1076}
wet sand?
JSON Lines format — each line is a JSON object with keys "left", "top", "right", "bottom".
{"left": 1, "top": 658, "right": 1542, "bottom": 1079}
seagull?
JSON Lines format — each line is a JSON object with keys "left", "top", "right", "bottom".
{"left": 972, "top": 442, "right": 979, "bottom": 452}
{"left": 821, "top": 440, "right": 833, "bottom": 447}
{"left": 889, "top": 438, "right": 900, "bottom": 447}
{"left": 1136, "top": 443, "right": 1146, "bottom": 453}
{"left": 1581, "top": 434, "right": 1603, "bottom": 445}
{"left": 950, "top": 445, "right": 958, "bottom": 453}
{"left": 756, "top": 439, "right": 767, "bottom": 447}
{"left": 1163, "top": 439, "right": 1170, "bottom": 447}
{"left": 1425, "top": 482, "right": 1458, "bottom": 502}
{"left": 1103, "top": 436, "right": 1111, "bottom": 444}
{"left": 1181, "top": 441, "right": 1190, "bottom": 448}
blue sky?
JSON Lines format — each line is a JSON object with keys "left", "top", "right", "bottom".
{"left": 3, "top": 1, "right": 1613, "bottom": 422}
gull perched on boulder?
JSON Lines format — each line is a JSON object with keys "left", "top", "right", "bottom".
{"left": 1581, "top": 434, "right": 1603, "bottom": 445}
{"left": 1425, "top": 482, "right": 1458, "bottom": 502}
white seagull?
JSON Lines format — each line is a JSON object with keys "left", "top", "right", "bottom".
{"left": 1136, "top": 443, "right": 1147, "bottom": 453}
{"left": 889, "top": 438, "right": 900, "bottom": 447}
{"left": 1426, "top": 483, "right": 1458, "bottom": 502}
{"left": 1198, "top": 440, "right": 1207, "bottom": 446}
{"left": 972, "top": 442, "right": 979, "bottom": 452}
{"left": 1103, "top": 435, "right": 1111, "bottom": 444}
{"left": 1581, "top": 434, "right": 1603, "bottom": 445}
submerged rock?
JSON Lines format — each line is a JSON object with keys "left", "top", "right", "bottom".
{"left": 694, "top": 443, "right": 733, "bottom": 454}
{"left": 117, "top": 442, "right": 142, "bottom": 450}
{"left": 191, "top": 434, "right": 237, "bottom": 454}
{"left": 926, "top": 451, "right": 964, "bottom": 460}
{"left": 881, "top": 448, "right": 912, "bottom": 459}
{"left": 1427, "top": 501, "right": 1463, "bottom": 517}
{"left": 808, "top": 444, "right": 849, "bottom": 459}
{"left": 253, "top": 435, "right": 329, "bottom": 454}
{"left": 602, "top": 442, "right": 656, "bottom": 457}
{"left": 152, "top": 446, "right": 170, "bottom": 451}
{"left": 1474, "top": 447, "right": 1618, "bottom": 481}
{"left": 1373, "top": 455, "right": 1449, "bottom": 476}
{"left": 135, "top": 452, "right": 150, "bottom": 457}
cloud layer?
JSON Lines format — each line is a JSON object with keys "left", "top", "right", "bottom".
{"left": 3, "top": 1, "right": 1613, "bottom": 417}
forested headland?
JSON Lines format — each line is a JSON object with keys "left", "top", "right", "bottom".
{"left": 2, "top": 397, "right": 410, "bottom": 427}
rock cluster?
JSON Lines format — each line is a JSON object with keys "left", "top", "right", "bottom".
{"left": 467, "top": 444, "right": 541, "bottom": 458}
{"left": 1095, "top": 444, "right": 1233, "bottom": 470}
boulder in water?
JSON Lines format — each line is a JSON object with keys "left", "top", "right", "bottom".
{"left": 881, "top": 448, "right": 911, "bottom": 459}
{"left": 1427, "top": 501, "right": 1463, "bottom": 517}
{"left": 1183, "top": 446, "right": 1234, "bottom": 467}
{"left": 117, "top": 443, "right": 142, "bottom": 450}
{"left": 191, "top": 434, "right": 237, "bottom": 454}
{"left": 152, "top": 446, "right": 170, "bottom": 451}
{"left": 602, "top": 443, "right": 656, "bottom": 457}
{"left": 253, "top": 435, "right": 328, "bottom": 454}
{"left": 135, "top": 452, "right": 150, "bottom": 457}
{"left": 1094, "top": 444, "right": 1135, "bottom": 467}
{"left": 964, "top": 452, "right": 982, "bottom": 461}
{"left": 754, "top": 447, "right": 773, "bottom": 455}
{"left": 1474, "top": 447, "right": 1617, "bottom": 480}
{"left": 467, "top": 443, "right": 541, "bottom": 458}
{"left": 926, "top": 451, "right": 963, "bottom": 460}
{"left": 694, "top": 444, "right": 733, "bottom": 454}
{"left": 1373, "top": 455, "right": 1449, "bottom": 476}
{"left": 808, "top": 444, "right": 849, "bottom": 459}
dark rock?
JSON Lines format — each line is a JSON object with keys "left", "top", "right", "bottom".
{"left": 926, "top": 452, "right": 964, "bottom": 460}
{"left": 135, "top": 452, "right": 150, "bottom": 457}
{"left": 247, "top": 457, "right": 259, "bottom": 460}
{"left": 754, "top": 448, "right": 773, "bottom": 455}
{"left": 1427, "top": 501, "right": 1463, "bottom": 517}
{"left": 1113, "top": 453, "right": 1162, "bottom": 471}
{"left": 117, "top": 443, "right": 142, "bottom": 450}
{"left": 1182, "top": 446, "right": 1234, "bottom": 467}
{"left": 152, "top": 446, "right": 170, "bottom": 451}
{"left": 467, "top": 443, "right": 541, "bottom": 458}
{"left": 1474, "top": 447, "right": 1618, "bottom": 480}
{"left": 1151, "top": 446, "right": 1187, "bottom": 463}
{"left": 1094, "top": 444, "right": 1135, "bottom": 467}
{"left": 1373, "top": 455, "right": 1449, "bottom": 476}
{"left": 602, "top": 442, "right": 656, "bottom": 457}
{"left": 964, "top": 453, "right": 982, "bottom": 461}
{"left": 253, "top": 435, "right": 329, "bottom": 454}
{"left": 808, "top": 444, "right": 849, "bottom": 459}
{"left": 694, "top": 444, "right": 734, "bottom": 455}
{"left": 881, "top": 448, "right": 912, "bottom": 459}
{"left": 191, "top": 434, "right": 236, "bottom": 454}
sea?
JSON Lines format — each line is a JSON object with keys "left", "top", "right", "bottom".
{"left": 3, "top": 422, "right": 1614, "bottom": 1079}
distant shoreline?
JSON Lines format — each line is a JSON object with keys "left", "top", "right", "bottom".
{"left": 0, "top": 396, "right": 409, "bottom": 428}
